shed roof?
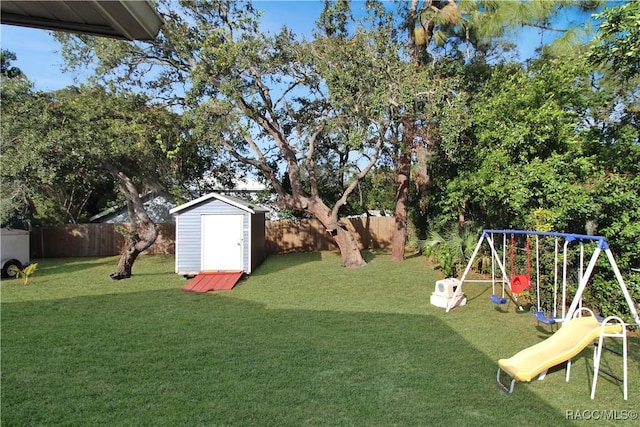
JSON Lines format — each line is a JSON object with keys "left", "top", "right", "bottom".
{"left": 89, "top": 191, "right": 175, "bottom": 223}
{"left": 170, "top": 192, "right": 269, "bottom": 215}
{"left": 0, "top": 0, "right": 162, "bottom": 41}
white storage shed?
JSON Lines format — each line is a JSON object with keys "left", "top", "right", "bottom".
{"left": 169, "top": 193, "right": 268, "bottom": 277}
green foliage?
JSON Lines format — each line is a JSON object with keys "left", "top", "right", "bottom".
{"left": 588, "top": 1, "right": 640, "bottom": 82}
{"left": 416, "top": 3, "right": 639, "bottom": 320}
{"left": 592, "top": 174, "right": 640, "bottom": 271}
{"left": 1, "top": 82, "right": 186, "bottom": 226}
{"left": 430, "top": 57, "right": 597, "bottom": 231}
{"left": 361, "top": 167, "right": 396, "bottom": 213}
{"left": 7, "top": 263, "right": 38, "bottom": 286}
{"left": 407, "top": 0, "right": 601, "bottom": 63}
{"left": 423, "top": 224, "right": 479, "bottom": 277}
{"left": 0, "top": 49, "right": 22, "bottom": 78}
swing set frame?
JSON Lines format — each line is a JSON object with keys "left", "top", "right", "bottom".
{"left": 488, "top": 233, "right": 533, "bottom": 309}
{"left": 445, "top": 229, "right": 640, "bottom": 328}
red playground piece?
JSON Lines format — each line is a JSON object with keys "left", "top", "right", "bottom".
{"left": 510, "top": 274, "right": 531, "bottom": 294}
{"left": 183, "top": 271, "right": 244, "bottom": 292}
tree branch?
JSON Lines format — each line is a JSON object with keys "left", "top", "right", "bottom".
{"left": 331, "top": 122, "right": 385, "bottom": 219}
{"left": 220, "top": 133, "right": 286, "bottom": 197}
{"left": 305, "top": 103, "right": 331, "bottom": 199}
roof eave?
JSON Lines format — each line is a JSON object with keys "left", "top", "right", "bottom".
{"left": 170, "top": 193, "right": 267, "bottom": 215}
{"left": 0, "top": 1, "right": 163, "bottom": 41}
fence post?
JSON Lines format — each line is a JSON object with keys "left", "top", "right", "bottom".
{"left": 31, "top": 217, "right": 395, "bottom": 258}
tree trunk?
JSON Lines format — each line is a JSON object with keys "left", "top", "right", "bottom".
{"left": 111, "top": 221, "right": 157, "bottom": 280}
{"left": 307, "top": 199, "right": 367, "bottom": 268}
{"left": 391, "top": 116, "right": 415, "bottom": 261}
{"left": 109, "top": 171, "right": 158, "bottom": 280}
{"left": 389, "top": 1, "right": 426, "bottom": 262}
{"left": 332, "top": 225, "right": 367, "bottom": 268}
{"left": 458, "top": 199, "right": 466, "bottom": 226}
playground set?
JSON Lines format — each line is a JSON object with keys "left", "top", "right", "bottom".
{"left": 430, "top": 229, "right": 640, "bottom": 400}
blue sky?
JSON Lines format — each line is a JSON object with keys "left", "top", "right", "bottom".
{"left": 0, "top": 1, "right": 598, "bottom": 92}
{"left": 0, "top": 1, "right": 329, "bottom": 91}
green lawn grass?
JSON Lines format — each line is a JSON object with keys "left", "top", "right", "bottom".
{"left": 2, "top": 252, "right": 638, "bottom": 426}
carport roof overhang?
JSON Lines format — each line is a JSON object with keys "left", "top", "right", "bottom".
{"left": 0, "top": 0, "right": 162, "bottom": 41}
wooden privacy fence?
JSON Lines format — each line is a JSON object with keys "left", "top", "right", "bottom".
{"left": 28, "top": 217, "right": 395, "bottom": 258}
{"left": 265, "top": 217, "right": 393, "bottom": 254}
{"left": 29, "top": 223, "right": 176, "bottom": 258}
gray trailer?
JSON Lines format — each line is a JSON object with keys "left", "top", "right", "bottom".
{"left": 1, "top": 228, "right": 30, "bottom": 278}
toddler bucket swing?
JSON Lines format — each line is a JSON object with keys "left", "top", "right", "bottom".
{"left": 506, "top": 234, "right": 531, "bottom": 311}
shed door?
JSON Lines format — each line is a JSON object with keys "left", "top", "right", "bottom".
{"left": 201, "top": 214, "right": 244, "bottom": 271}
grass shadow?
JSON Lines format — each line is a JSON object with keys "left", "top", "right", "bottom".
{"left": 463, "top": 284, "right": 490, "bottom": 304}
{"left": 6, "top": 256, "right": 117, "bottom": 279}
{"left": 534, "top": 324, "right": 558, "bottom": 336}
{"left": 493, "top": 305, "right": 512, "bottom": 314}
{"left": 404, "top": 252, "right": 424, "bottom": 260}
{"left": 2, "top": 289, "right": 575, "bottom": 427}
{"left": 628, "top": 330, "right": 640, "bottom": 364}
{"left": 251, "top": 251, "right": 324, "bottom": 276}
{"left": 2, "top": 253, "right": 637, "bottom": 426}
{"left": 252, "top": 250, "right": 385, "bottom": 277}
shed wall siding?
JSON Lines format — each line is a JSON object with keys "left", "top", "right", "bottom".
{"left": 175, "top": 199, "right": 252, "bottom": 274}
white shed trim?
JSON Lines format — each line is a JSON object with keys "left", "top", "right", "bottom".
{"left": 170, "top": 192, "right": 267, "bottom": 215}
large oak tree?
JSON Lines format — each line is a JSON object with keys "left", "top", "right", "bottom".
{"left": 56, "top": 0, "right": 408, "bottom": 267}
{"left": 1, "top": 80, "right": 185, "bottom": 278}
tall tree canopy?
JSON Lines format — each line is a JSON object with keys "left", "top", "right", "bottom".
{"left": 37, "top": 0, "right": 638, "bottom": 278}
{"left": 1, "top": 49, "right": 23, "bottom": 78}
{"left": 1, "top": 77, "right": 188, "bottom": 278}
{"left": 56, "top": 0, "right": 415, "bottom": 267}
{"left": 372, "top": 0, "right": 603, "bottom": 260}
{"left": 588, "top": 1, "right": 640, "bottom": 83}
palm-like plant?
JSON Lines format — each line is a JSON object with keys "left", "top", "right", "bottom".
{"left": 7, "top": 263, "right": 38, "bottom": 285}
{"left": 423, "top": 224, "right": 480, "bottom": 277}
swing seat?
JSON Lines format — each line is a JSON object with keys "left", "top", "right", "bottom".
{"left": 491, "top": 294, "right": 508, "bottom": 305}
{"left": 535, "top": 311, "right": 556, "bottom": 325}
{"left": 511, "top": 275, "right": 531, "bottom": 294}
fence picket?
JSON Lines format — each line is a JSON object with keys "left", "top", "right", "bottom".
{"left": 28, "top": 217, "right": 394, "bottom": 258}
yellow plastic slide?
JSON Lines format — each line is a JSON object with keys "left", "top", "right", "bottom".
{"left": 498, "top": 316, "right": 622, "bottom": 383}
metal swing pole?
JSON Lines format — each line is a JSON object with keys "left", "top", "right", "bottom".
{"left": 502, "top": 233, "right": 507, "bottom": 298}
{"left": 493, "top": 233, "right": 509, "bottom": 304}
{"left": 603, "top": 248, "right": 640, "bottom": 327}
{"left": 553, "top": 237, "right": 559, "bottom": 319}
{"left": 509, "top": 233, "right": 514, "bottom": 283}
{"left": 579, "top": 242, "right": 585, "bottom": 311}
{"left": 565, "top": 239, "right": 640, "bottom": 326}
{"left": 565, "top": 247, "right": 601, "bottom": 322}
{"left": 561, "top": 239, "right": 571, "bottom": 321}
{"left": 446, "top": 232, "right": 485, "bottom": 312}
{"left": 535, "top": 235, "right": 540, "bottom": 312}
{"left": 526, "top": 235, "right": 531, "bottom": 283}
{"left": 493, "top": 233, "right": 510, "bottom": 295}
{"left": 491, "top": 233, "right": 496, "bottom": 295}
{"left": 488, "top": 232, "right": 506, "bottom": 298}
{"left": 490, "top": 233, "right": 506, "bottom": 298}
